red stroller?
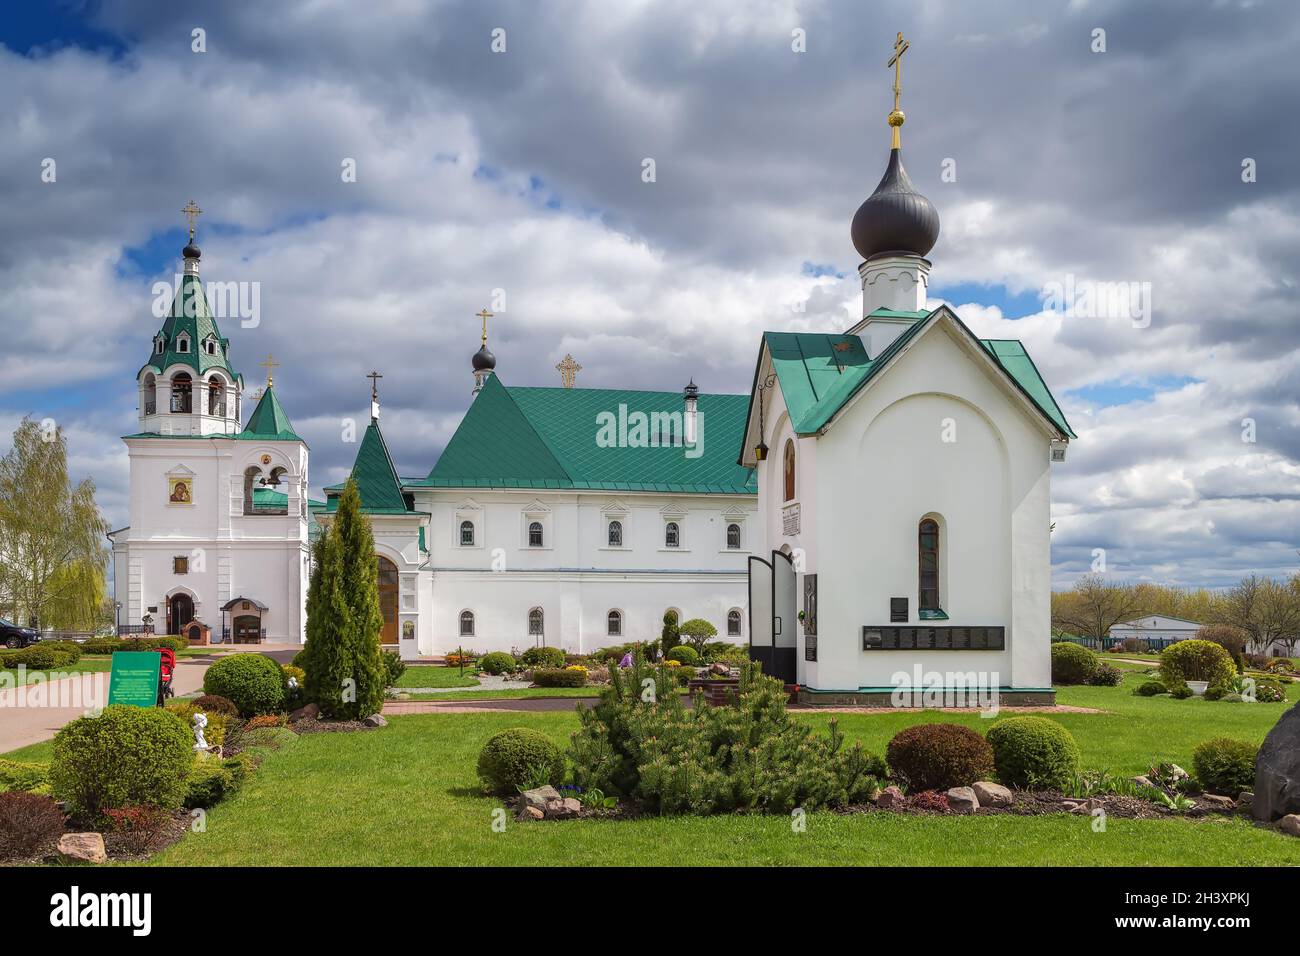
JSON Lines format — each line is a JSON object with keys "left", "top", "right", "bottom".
{"left": 156, "top": 648, "right": 177, "bottom": 706}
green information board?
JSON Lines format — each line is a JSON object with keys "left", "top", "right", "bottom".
{"left": 107, "top": 651, "right": 162, "bottom": 708}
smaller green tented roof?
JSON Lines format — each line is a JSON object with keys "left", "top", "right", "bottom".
{"left": 241, "top": 386, "right": 303, "bottom": 442}
{"left": 327, "top": 419, "right": 412, "bottom": 514}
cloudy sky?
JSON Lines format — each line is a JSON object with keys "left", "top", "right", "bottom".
{"left": 0, "top": 0, "right": 1296, "bottom": 589}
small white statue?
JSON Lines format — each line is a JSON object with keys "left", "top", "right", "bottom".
{"left": 192, "top": 711, "right": 209, "bottom": 751}
{"left": 287, "top": 676, "right": 299, "bottom": 691}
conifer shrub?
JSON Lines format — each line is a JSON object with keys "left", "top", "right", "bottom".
{"left": 568, "top": 652, "right": 884, "bottom": 814}
{"left": 476, "top": 728, "right": 565, "bottom": 795}
{"left": 520, "top": 646, "right": 566, "bottom": 669}
{"left": 1170, "top": 684, "right": 1194, "bottom": 699}
{"left": 202, "top": 653, "right": 286, "bottom": 716}
{"left": 660, "top": 609, "right": 680, "bottom": 659}
{"left": 478, "top": 651, "right": 516, "bottom": 675}
{"left": 1135, "top": 680, "right": 1167, "bottom": 697}
{"left": 1160, "top": 639, "right": 1235, "bottom": 689}
{"left": 0, "top": 760, "right": 50, "bottom": 794}
{"left": 50, "top": 706, "right": 193, "bottom": 816}
{"left": 1192, "top": 737, "right": 1258, "bottom": 796}
{"left": 381, "top": 651, "right": 406, "bottom": 687}
{"left": 1050, "top": 642, "right": 1098, "bottom": 685}
{"left": 666, "top": 645, "right": 700, "bottom": 666}
{"left": 532, "top": 667, "right": 586, "bottom": 687}
{"left": 986, "top": 716, "right": 1080, "bottom": 790}
{"left": 885, "top": 724, "right": 994, "bottom": 792}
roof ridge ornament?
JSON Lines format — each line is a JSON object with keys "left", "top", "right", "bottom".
{"left": 886, "top": 31, "right": 910, "bottom": 149}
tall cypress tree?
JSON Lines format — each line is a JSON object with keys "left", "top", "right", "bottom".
{"left": 303, "top": 510, "right": 351, "bottom": 716}
{"left": 333, "top": 479, "right": 387, "bottom": 719}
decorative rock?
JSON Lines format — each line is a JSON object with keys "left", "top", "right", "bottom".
{"left": 362, "top": 714, "right": 388, "bottom": 728}
{"left": 1237, "top": 791, "right": 1254, "bottom": 808}
{"left": 876, "top": 785, "right": 905, "bottom": 809}
{"left": 518, "top": 785, "right": 561, "bottom": 814}
{"left": 946, "top": 787, "right": 978, "bottom": 814}
{"left": 543, "top": 797, "right": 579, "bottom": 819}
{"left": 1167, "top": 764, "right": 1189, "bottom": 782}
{"left": 1201, "top": 794, "right": 1235, "bottom": 809}
{"left": 1132, "top": 775, "right": 1154, "bottom": 788}
{"left": 1253, "top": 701, "right": 1300, "bottom": 821}
{"left": 518, "top": 805, "right": 545, "bottom": 821}
{"left": 709, "top": 662, "right": 729, "bottom": 675}
{"left": 972, "top": 782, "right": 1013, "bottom": 808}
{"left": 58, "top": 832, "right": 106, "bottom": 864}
{"left": 561, "top": 797, "right": 582, "bottom": 816}
{"left": 1069, "top": 797, "right": 1103, "bottom": 815}
{"left": 1279, "top": 814, "right": 1300, "bottom": 837}
{"left": 289, "top": 702, "right": 319, "bottom": 722}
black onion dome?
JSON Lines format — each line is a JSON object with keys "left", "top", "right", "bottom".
{"left": 472, "top": 343, "right": 496, "bottom": 371}
{"left": 850, "top": 148, "right": 940, "bottom": 261}
{"left": 183, "top": 243, "right": 202, "bottom": 259}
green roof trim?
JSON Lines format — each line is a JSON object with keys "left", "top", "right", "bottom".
{"left": 417, "top": 375, "right": 755, "bottom": 495}
{"left": 745, "top": 307, "right": 1074, "bottom": 450}
{"left": 241, "top": 385, "right": 304, "bottom": 442}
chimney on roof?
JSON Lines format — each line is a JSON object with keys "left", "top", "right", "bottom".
{"left": 683, "top": 379, "right": 699, "bottom": 446}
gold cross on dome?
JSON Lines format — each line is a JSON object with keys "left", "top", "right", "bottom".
{"left": 476, "top": 307, "right": 493, "bottom": 345}
{"left": 258, "top": 353, "right": 280, "bottom": 387}
{"left": 886, "top": 31, "right": 910, "bottom": 148}
{"left": 556, "top": 353, "right": 581, "bottom": 389}
{"left": 181, "top": 199, "right": 203, "bottom": 242}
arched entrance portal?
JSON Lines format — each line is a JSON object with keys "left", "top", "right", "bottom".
{"left": 377, "top": 555, "right": 399, "bottom": 646}
{"left": 168, "top": 593, "right": 194, "bottom": 634}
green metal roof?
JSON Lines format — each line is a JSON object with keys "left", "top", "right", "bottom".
{"left": 745, "top": 307, "right": 1074, "bottom": 452}
{"left": 241, "top": 385, "right": 303, "bottom": 442}
{"left": 139, "top": 272, "right": 240, "bottom": 383}
{"left": 415, "top": 374, "right": 756, "bottom": 494}
{"left": 326, "top": 419, "right": 413, "bottom": 514}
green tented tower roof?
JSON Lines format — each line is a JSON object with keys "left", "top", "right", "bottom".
{"left": 138, "top": 251, "right": 241, "bottom": 384}
{"left": 327, "top": 418, "right": 414, "bottom": 514}
{"left": 413, "top": 374, "right": 756, "bottom": 494}
{"left": 241, "top": 385, "right": 303, "bottom": 442}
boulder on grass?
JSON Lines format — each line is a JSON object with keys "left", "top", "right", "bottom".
{"left": 1253, "top": 701, "right": 1300, "bottom": 821}
{"left": 518, "top": 785, "right": 561, "bottom": 814}
{"left": 518, "top": 805, "right": 544, "bottom": 821}
{"left": 362, "top": 714, "right": 387, "bottom": 728}
{"left": 876, "top": 785, "right": 904, "bottom": 809}
{"left": 1279, "top": 814, "right": 1300, "bottom": 837}
{"left": 58, "top": 832, "right": 106, "bottom": 864}
{"left": 946, "top": 787, "right": 978, "bottom": 814}
{"left": 972, "top": 781, "right": 1013, "bottom": 808}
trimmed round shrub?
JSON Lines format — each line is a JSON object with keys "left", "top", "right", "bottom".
{"left": 0, "top": 792, "right": 65, "bottom": 858}
{"left": 986, "top": 716, "right": 1080, "bottom": 790}
{"left": 532, "top": 667, "right": 586, "bottom": 688}
{"left": 191, "top": 694, "right": 238, "bottom": 716}
{"left": 666, "top": 645, "right": 700, "bottom": 666}
{"left": 1160, "top": 639, "right": 1235, "bottom": 688}
{"left": 37, "top": 640, "right": 82, "bottom": 663}
{"left": 1088, "top": 662, "right": 1124, "bottom": 686}
{"left": 885, "top": 724, "right": 994, "bottom": 792}
{"left": 202, "top": 653, "right": 286, "bottom": 716}
{"left": 2, "top": 645, "right": 77, "bottom": 670}
{"left": 476, "top": 727, "right": 565, "bottom": 795}
{"left": 1192, "top": 737, "right": 1258, "bottom": 795}
{"left": 1170, "top": 684, "right": 1194, "bottom": 699}
{"left": 1050, "top": 642, "right": 1098, "bottom": 685}
{"left": 478, "top": 651, "right": 516, "bottom": 675}
{"left": 50, "top": 706, "right": 193, "bottom": 816}
{"left": 520, "top": 646, "right": 566, "bottom": 669}
{"left": 1135, "top": 680, "right": 1167, "bottom": 697}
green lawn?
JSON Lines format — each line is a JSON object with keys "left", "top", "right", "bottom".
{"left": 150, "top": 707, "right": 1300, "bottom": 867}
{"left": 405, "top": 687, "right": 602, "bottom": 701}
{"left": 393, "top": 666, "right": 480, "bottom": 689}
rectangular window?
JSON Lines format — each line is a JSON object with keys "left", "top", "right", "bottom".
{"left": 890, "top": 597, "right": 908, "bottom": 623}
{"left": 173, "top": 556, "right": 188, "bottom": 574}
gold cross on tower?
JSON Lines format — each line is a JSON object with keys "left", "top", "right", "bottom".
{"left": 475, "top": 307, "right": 493, "bottom": 345}
{"left": 181, "top": 199, "right": 203, "bottom": 243}
{"left": 258, "top": 353, "right": 280, "bottom": 387}
{"left": 886, "top": 31, "right": 910, "bottom": 149}
{"left": 555, "top": 353, "right": 582, "bottom": 389}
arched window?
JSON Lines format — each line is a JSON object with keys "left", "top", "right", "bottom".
{"left": 528, "top": 521, "right": 544, "bottom": 547}
{"left": 176, "top": 335, "right": 189, "bottom": 353}
{"left": 664, "top": 521, "right": 680, "bottom": 548}
{"left": 607, "top": 609, "right": 623, "bottom": 636}
{"left": 459, "top": 610, "right": 475, "bottom": 636}
{"left": 919, "top": 518, "right": 940, "bottom": 610}
{"left": 607, "top": 520, "right": 623, "bottom": 547}
{"left": 376, "top": 555, "right": 398, "bottom": 645}
{"left": 783, "top": 439, "right": 796, "bottom": 501}
{"left": 726, "top": 523, "right": 741, "bottom": 549}
{"left": 171, "top": 372, "right": 192, "bottom": 412}
{"left": 727, "top": 608, "right": 743, "bottom": 637}
{"left": 207, "top": 376, "right": 226, "bottom": 416}
{"left": 142, "top": 373, "right": 157, "bottom": 415}
{"left": 459, "top": 520, "right": 475, "bottom": 546}
{"left": 528, "top": 607, "right": 544, "bottom": 637}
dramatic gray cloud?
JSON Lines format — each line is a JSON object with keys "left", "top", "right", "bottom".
{"left": 0, "top": 0, "right": 1296, "bottom": 588}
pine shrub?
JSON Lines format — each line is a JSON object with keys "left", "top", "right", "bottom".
{"left": 51, "top": 706, "right": 194, "bottom": 816}
{"left": 885, "top": 724, "right": 994, "bottom": 792}
{"left": 381, "top": 651, "right": 406, "bottom": 687}
{"left": 986, "top": 716, "right": 1080, "bottom": 790}
{"left": 532, "top": 667, "right": 586, "bottom": 687}
{"left": 202, "top": 653, "right": 285, "bottom": 716}
{"left": 0, "top": 759, "right": 50, "bottom": 794}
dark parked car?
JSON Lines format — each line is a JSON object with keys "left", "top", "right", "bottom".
{"left": 0, "top": 618, "right": 41, "bottom": 649}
